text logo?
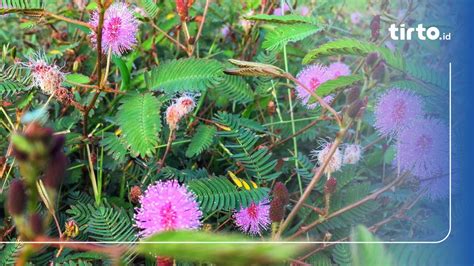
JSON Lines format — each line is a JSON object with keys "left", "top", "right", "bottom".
{"left": 389, "top": 24, "right": 451, "bottom": 41}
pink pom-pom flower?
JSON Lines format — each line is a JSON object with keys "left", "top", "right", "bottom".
{"left": 234, "top": 199, "right": 271, "bottom": 236}
{"left": 134, "top": 180, "right": 202, "bottom": 237}
{"left": 90, "top": 3, "right": 140, "bottom": 55}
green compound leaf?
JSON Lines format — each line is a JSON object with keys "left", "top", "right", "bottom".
{"left": 187, "top": 176, "right": 269, "bottom": 212}
{"left": 136, "top": 231, "right": 300, "bottom": 265}
{"left": 303, "top": 38, "right": 405, "bottom": 70}
{"left": 244, "top": 14, "right": 318, "bottom": 25}
{"left": 186, "top": 124, "right": 217, "bottom": 158}
{"left": 117, "top": 93, "right": 162, "bottom": 158}
{"left": 262, "top": 23, "right": 320, "bottom": 51}
{"left": 65, "top": 73, "right": 90, "bottom": 85}
{"left": 145, "top": 58, "right": 223, "bottom": 93}
{"left": 350, "top": 225, "right": 393, "bottom": 266}
{"left": 308, "top": 75, "right": 364, "bottom": 104}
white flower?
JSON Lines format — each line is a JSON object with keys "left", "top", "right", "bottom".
{"left": 311, "top": 142, "right": 342, "bottom": 175}
{"left": 343, "top": 144, "right": 362, "bottom": 165}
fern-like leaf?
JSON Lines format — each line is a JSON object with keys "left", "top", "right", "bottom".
{"left": 303, "top": 38, "right": 405, "bottom": 70}
{"left": 186, "top": 124, "right": 216, "bottom": 158}
{"left": 307, "top": 75, "right": 363, "bottom": 103}
{"left": 138, "top": 0, "right": 160, "bottom": 18}
{"left": 145, "top": 58, "right": 223, "bottom": 93}
{"left": 262, "top": 24, "right": 320, "bottom": 51}
{"left": 117, "top": 93, "right": 162, "bottom": 158}
{"left": 215, "top": 113, "right": 280, "bottom": 181}
{"left": 0, "top": 0, "right": 45, "bottom": 14}
{"left": 0, "top": 64, "right": 31, "bottom": 97}
{"left": 187, "top": 177, "right": 270, "bottom": 212}
{"left": 214, "top": 75, "right": 254, "bottom": 104}
{"left": 100, "top": 132, "right": 129, "bottom": 163}
{"left": 86, "top": 206, "right": 137, "bottom": 263}
{"left": 244, "top": 14, "right": 317, "bottom": 25}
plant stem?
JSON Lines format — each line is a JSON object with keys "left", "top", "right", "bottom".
{"left": 282, "top": 43, "right": 303, "bottom": 196}
{"left": 274, "top": 122, "right": 351, "bottom": 240}
{"left": 83, "top": 4, "right": 105, "bottom": 137}
{"left": 44, "top": 11, "right": 94, "bottom": 31}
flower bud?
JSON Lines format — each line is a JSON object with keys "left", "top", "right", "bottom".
{"left": 324, "top": 177, "right": 337, "bottom": 194}
{"left": 370, "top": 15, "right": 381, "bottom": 41}
{"left": 43, "top": 152, "right": 67, "bottom": 190}
{"left": 64, "top": 220, "right": 79, "bottom": 238}
{"left": 365, "top": 52, "right": 379, "bottom": 68}
{"left": 347, "top": 99, "right": 365, "bottom": 119}
{"left": 269, "top": 198, "right": 285, "bottom": 222}
{"left": 372, "top": 61, "right": 386, "bottom": 82}
{"left": 129, "top": 185, "right": 142, "bottom": 204}
{"left": 267, "top": 101, "right": 276, "bottom": 116}
{"left": 8, "top": 179, "right": 26, "bottom": 215}
{"left": 272, "top": 182, "right": 289, "bottom": 205}
{"left": 30, "top": 213, "right": 43, "bottom": 236}
{"left": 346, "top": 86, "right": 361, "bottom": 104}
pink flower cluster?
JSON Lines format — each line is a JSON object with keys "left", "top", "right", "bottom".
{"left": 24, "top": 54, "right": 65, "bottom": 95}
{"left": 234, "top": 199, "right": 271, "bottom": 235}
{"left": 296, "top": 62, "right": 351, "bottom": 108}
{"left": 134, "top": 180, "right": 202, "bottom": 237}
{"left": 165, "top": 95, "right": 196, "bottom": 130}
{"left": 90, "top": 3, "right": 140, "bottom": 55}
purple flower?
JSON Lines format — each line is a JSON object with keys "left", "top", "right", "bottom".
{"left": 351, "top": 12, "right": 362, "bottom": 25}
{"left": 295, "top": 64, "right": 331, "bottom": 108}
{"left": 298, "top": 6, "right": 310, "bottom": 16}
{"left": 273, "top": 3, "right": 290, "bottom": 16}
{"left": 327, "top": 62, "right": 351, "bottom": 79}
{"left": 90, "top": 3, "right": 139, "bottom": 55}
{"left": 296, "top": 62, "right": 351, "bottom": 108}
{"left": 396, "top": 118, "right": 449, "bottom": 179}
{"left": 343, "top": 144, "right": 362, "bottom": 165}
{"left": 311, "top": 141, "right": 343, "bottom": 175}
{"left": 420, "top": 175, "right": 449, "bottom": 201}
{"left": 374, "top": 88, "right": 423, "bottom": 136}
{"left": 134, "top": 180, "right": 202, "bottom": 237}
{"left": 234, "top": 199, "right": 270, "bottom": 235}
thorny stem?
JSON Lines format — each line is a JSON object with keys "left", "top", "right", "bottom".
{"left": 83, "top": 4, "right": 105, "bottom": 137}
{"left": 274, "top": 122, "right": 351, "bottom": 240}
{"left": 43, "top": 11, "right": 95, "bottom": 31}
{"left": 149, "top": 20, "right": 188, "bottom": 51}
{"left": 157, "top": 130, "right": 176, "bottom": 172}
{"left": 287, "top": 172, "right": 406, "bottom": 240}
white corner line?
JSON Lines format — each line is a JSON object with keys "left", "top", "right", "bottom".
{"left": 3, "top": 64, "right": 453, "bottom": 245}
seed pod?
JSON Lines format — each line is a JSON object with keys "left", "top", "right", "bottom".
{"left": 324, "top": 177, "right": 337, "bottom": 194}
{"left": 347, "top": 99, "right": 365, "bottom": 119}
{"left": 365, "top": 52, "right": 379, "bottom": 68}
{"left": 272, "top": 182, "right": 289, "bottom": 205}
{"left": 30, "top": 213, "right": 43, "bottom": 236}
{"left": 370, "top": 15, "right": 381, "bottom": 41}
{"left": 49, "top": 135, "right": 65, "bottom": 156}
{"left": 372, "top": 61, "right": 386, "bottom": 82}
{"left": 269, "top": 198, "right": 285, "bottom": 222}
{"left": 7, "top": 179, "right": 26, "bottom": 215}
{"left": 43, "top": 152, "right": 67, "bottom": 190}
{"left": 129, "top": 185, "right": 142, "bottom": 204}
{"left": 346, "top": 86, "right": 361, "bottom": 104}
{"left": 267, "top": 101, "right": 276, "bottom": 116}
